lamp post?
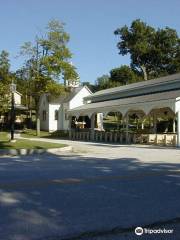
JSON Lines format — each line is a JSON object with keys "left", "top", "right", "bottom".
{"left": 10, "top": 82, "right": 16, "bottom": 141}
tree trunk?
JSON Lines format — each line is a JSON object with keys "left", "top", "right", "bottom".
{"left": 36, "top": 110, "right": 40, "bottom": 137}
{"left": 35, "top": 98, "right": 40, "bottom": 136}
{"left": 141, "top": 65, "right": 148, "bottom": 81}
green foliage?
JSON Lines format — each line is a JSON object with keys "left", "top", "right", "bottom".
{"left": 15, "top": 68, "right": 32, "bottom": 107}
{"left": 95, "top": 74, "right": 110, "bottom": 90}
{"left": 95, "top": 66, "right": 142, "bottom": 91}
{"left": 110, "top": 65, "right": 139, "bottom": 85}
{"left": 0, "top": 50, "right": 12, "bottom": 114}
{"left": 20, "top": 20, "right": 78, "bottom": 82}
{"left": 20, "top": 19, "right": 79, "bottom": 97}
{"left": 114, "top": 19, "right": 180, "bottom": 80}
{"left": 21, "top": 129, "right": 69, "bottom": 139}
{"left": 0, "top": 137, "right": 66, "bottom": 149}
{"left": 46, "top": 80, "right": 67, "bottom": 97}
{"left": 0, "top": 50, "right": 10, "bottom": 77}
{"left": 81, "top": 81, "right": 95, "bottom": 92}
{"left": 21, "top": 129, "right": 51, "bottom": 138}
{"left": 0, "top": 132, "right": 8, "bottom": 141}
{"left": 18, "top": 19, "right": 79, "bottom": 135}
{"left": 0, "top": 82, "right": 10, "bottom": 114}
{"left": 0, "top": 50, "right": 11, "bottom": 85}
{"left": 150, "top": 27, "right": 180, "bottom": 76}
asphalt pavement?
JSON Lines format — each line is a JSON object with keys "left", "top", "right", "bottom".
{"left": 0, "top": 139, "right": 180, "bottom": 240}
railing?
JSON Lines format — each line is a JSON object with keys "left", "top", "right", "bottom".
{"left": 69, "top": 130, "right": 177, "bottom": 146}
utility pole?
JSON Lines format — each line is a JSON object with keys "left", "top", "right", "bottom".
{"left": 10, "top": 82, "right": 16, "bottom": 141}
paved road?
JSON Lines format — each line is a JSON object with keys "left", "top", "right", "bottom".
{"left": 0, "top": 139, "right": 180, "bottom": 240}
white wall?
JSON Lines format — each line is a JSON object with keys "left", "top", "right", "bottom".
{"left": 14, "top": 92, "right": 21, "bottom": 105}
{"left": 39, "top": 86, "right": 92, "bottom": 131}
{"left": 49, "top": 104, "right": 61, "bottom": 132}
{"left": 69, "top": 87, "right": 91, "bottom": 109}
{"left": 39, "top": 95, "right": 49, "bottom": 131}
{"left": 67, "top": 86, "right": 92, "bottom": 130}
{"left": 60, "top": 102, "right": 69, "bottom": 130}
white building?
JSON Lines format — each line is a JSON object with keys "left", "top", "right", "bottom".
{"left": 39, "top": 86, "right": 93, "bottom": 132}
{"left": 14, "top": 91, "right": 22, "bottom": 105}
{"left": 0, "top": 91, "right": 27, "bottom": 126}
{"left": 68, "top": 73, "right": 180, "bottom": 147}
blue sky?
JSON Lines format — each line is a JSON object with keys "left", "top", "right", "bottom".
{"left": 1, "top": 0, "right": 180, "bottom": 84}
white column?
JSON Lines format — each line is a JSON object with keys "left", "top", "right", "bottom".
{"left": 153, "top": 113, "right": 157, "bottom": 133}
{"left": 97, "top": 113, "right": 104, "bottom": 131}
{"left": 68, "top": 115, "right": 72, "bottom": 139}
{"left": 173, "top": 117, "right": 176, "bottom": 133}
{"left": 141, "top": 118, "right": 145, "bottom": 130}
{"left": 136, "top": 118, "right": 139, "bottom": 130}
{"left": 177, "top": 111, "right": 180, "bottom": 147}
{"left": 90, "top": 113, "right": 95, "bottom": 141}
{"left": 68, "top": 116, "right": 72, "bottom": 130}
{"left": 126, "top": 114, "right": 129, "bottom": 144}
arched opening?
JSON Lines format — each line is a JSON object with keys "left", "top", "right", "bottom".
{"left": 103, "top": 111, "right": 123, "bottom": 131}
{"left": 71, "top": 115, "right": 91, "bottom": 129}
{"left": 148, "top": 107, "right": 176, "bottom": 134}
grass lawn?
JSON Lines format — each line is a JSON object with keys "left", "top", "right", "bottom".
{"left": 0, "top": 132, "right": 66, "bottom": 150}
{"left": 21, "top": 129, "right": 51, "bottom": 138}
{"left": 0, "top": 132, "right": 9, "bottom": 141}
{"left": 21, "top": 129, "right": 69, "bottom": 139}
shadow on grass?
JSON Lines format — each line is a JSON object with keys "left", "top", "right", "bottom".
{"left": 0, "top": 140, "right": 66, "bottom": 151}
{"left": 0, "top": 141, "right": 44, "bottom": 150}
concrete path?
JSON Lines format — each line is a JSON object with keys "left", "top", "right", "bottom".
{"left": 0, "top": 138, "right": 180, "bottom": 239}
{"left": 18, "top": 136, "right": 180, "bottom": 161}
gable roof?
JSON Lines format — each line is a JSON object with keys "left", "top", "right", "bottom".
{"left": 47, "top": 85, "right": 92, "bottom": 104}
{"left": 15, "top": 91, "right": 22, "bottom": 96}
{"left": 69, "top": 89, "right": 180, "bottom": 114}
{"left": 84, "top": 72, "right": 180, "bottom": 102}
{"left": 63, "top": 86, "right": 84, "bottom": 102}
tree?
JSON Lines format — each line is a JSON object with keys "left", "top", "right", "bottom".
{"left": 151, "top": 27, "right": 180, "bottom": 76}
{"left": 0, "top": 50, "right": 11, "bottom": 84}
{"left": 0, "top": 83, "right": 10, "bottom": 116}
{"left": 95, "top": 74, "right": 110, "bottom": 90}
{"left": 0, "top": 50, "right": 10, "bottom": 71}
{"left": 81, "top": 81, "right": 95, "bottom": 92}
{"left": 114, "top": 19, "right": 180, "bottom": 80}
{"left": 0, "top": 50, "right": 11, "bottom": 116}
{"left": 95, "top": 66, "right": 140, "bottom": 91}
{"left": 110, "top": 65, "right": 139, "bottom": 86}
{"left": 20, "top": 20, "right": 79, "bottom": 136}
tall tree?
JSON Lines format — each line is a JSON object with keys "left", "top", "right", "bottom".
{"left": 0, "top": 50, "right": 11, "bottom": 84}
{"left": 0, "top": 50, "right": 11, "bottom": 116}
{"left": 20, "top": 20, "right": 79, "bottom": 136}
{"left": 15, "top": 67, "right": 33, "bottom": 108}
{"left": 95, "top": 74, "right": 110, "bottom": 90}
{"left": 114, "top": 19, "right": 180, "bottom": 80}
{"left": 0, "top": 82, "right": 10, "bottom": 116}
{"left": 151, "top": 27, "right": 180, "bottom": 76}
{"left": 110, "top": 65, "right": 139, "bottom": 86}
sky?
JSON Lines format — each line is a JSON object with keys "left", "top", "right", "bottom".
{"left": 1, "top": 0, "right": 180, "bottom": 84}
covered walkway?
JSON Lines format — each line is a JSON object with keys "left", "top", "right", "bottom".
{"left": 68, "top": 73, "right": 180, "bottom": 147}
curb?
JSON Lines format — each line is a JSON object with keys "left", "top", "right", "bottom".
{"left": 0, "top": 146, "right": 73, "bottom": 156}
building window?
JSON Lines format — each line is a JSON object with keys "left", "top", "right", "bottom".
{"left": 55, "top": 110, "right": 58, "bottom": 120}
{"left": 42, "top": 110, "right": 46, "bottom": 121}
